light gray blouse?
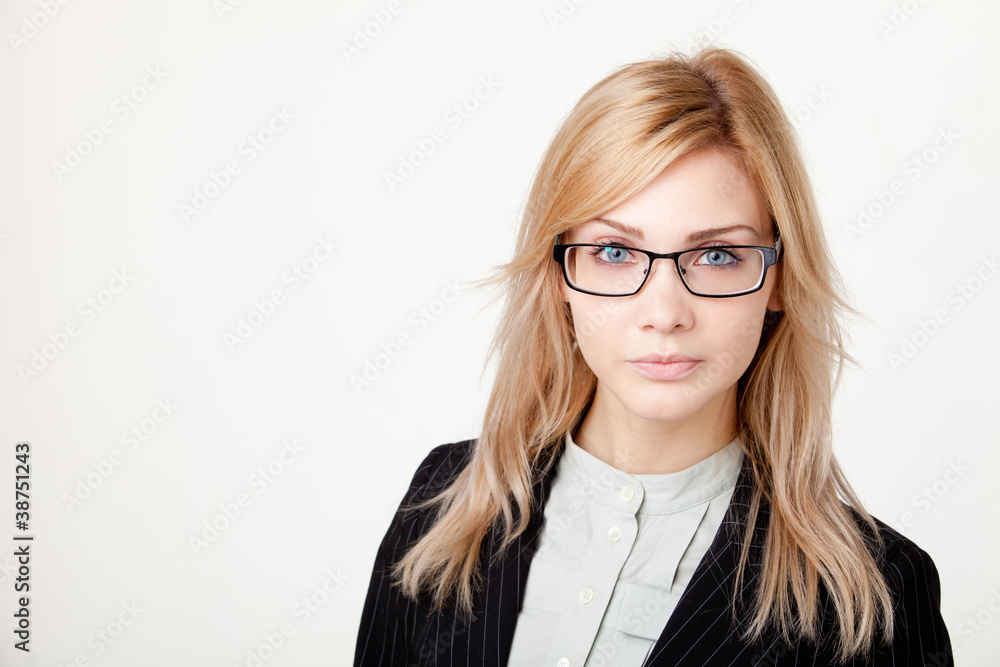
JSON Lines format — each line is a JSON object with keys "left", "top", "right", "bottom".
{"left": 507, "top": 430, "right": 744, "bottom": 667}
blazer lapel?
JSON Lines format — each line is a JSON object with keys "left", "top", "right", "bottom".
{"left": 642, "top": 456, "right": 772, "bottom": 665}
{"left": 468, "top": 448, "right": 560, "bottom": 667}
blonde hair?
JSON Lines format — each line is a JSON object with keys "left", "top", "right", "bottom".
{"left": 392, "top": 47, "right": 893, "bottom": 662}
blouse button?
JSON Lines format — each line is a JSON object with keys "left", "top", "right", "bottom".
{"left": 557, "top": 659, "right": 570, "bottom": 667}
{"left": 606, "top": 526, "right": 622, "bottom": 543}
{"left": 579, "top": 586, "right": 595, "bottom": 604}
{"left": 620, "top": 485, "right": 635, "bottom": 502}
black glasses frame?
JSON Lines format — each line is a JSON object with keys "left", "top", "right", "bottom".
{"left": 552, "top": 232, "right": 781, "bottom": 298}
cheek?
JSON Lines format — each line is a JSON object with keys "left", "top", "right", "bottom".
{"left": 705, "top": 308, "right": 767, "bottom": 374}
{"left": 569, "top": 298, "right": 625, "bottom": 356}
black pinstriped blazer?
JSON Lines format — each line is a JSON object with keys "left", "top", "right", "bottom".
{"left": 354, "top": 439, "right": 953, "bottom": 666}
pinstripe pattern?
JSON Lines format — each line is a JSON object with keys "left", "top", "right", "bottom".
{"left": 354, "top": 440, "right": 953, "bottom": 666}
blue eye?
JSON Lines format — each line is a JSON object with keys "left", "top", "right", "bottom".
{"left": 700, "top": 248, "right": 736, "bottom": 266}
{"left": 600, "top": 246, "right": 629, "bottom": 263}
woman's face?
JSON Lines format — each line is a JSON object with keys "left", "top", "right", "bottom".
{"left": 559, "top": 147, "right": 782, "bottom": 426}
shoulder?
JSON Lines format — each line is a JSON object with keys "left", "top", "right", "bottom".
{"left": 868, "top": 515, "right": 944, "bottom": 606}
{"left": 842, "top": 505, "right": 941, "bottom": 581}
{"left": 864, "top": 514, "right": 943, "bottom": 596}
{"left": 861, "top": 513, "right": 953, "bottom": 656}
{"left": 400, "top": 439, "right": 477, "bottom": 504}
{"left": 378, "top": 439, "right": 478, "bottom": 561}
{"left": 815, "top": 508, "right": 953, "bottom": 659}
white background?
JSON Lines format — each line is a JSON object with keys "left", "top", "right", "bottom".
{"left": 0, "top": 0, "right": 997, "bottom": 665}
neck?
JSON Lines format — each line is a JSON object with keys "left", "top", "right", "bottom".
{"left": 573, "top": 383, "right": 738, "bottom": 474}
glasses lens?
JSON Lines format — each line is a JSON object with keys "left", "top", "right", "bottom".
{"left": 564, "top": 245, "right": 649, "bottom": 295}
{"left": 562, "top": 245, "right": 767, "bottom": 296}
{"left": 678, "top": 247, "right": 765, "bottom": 295}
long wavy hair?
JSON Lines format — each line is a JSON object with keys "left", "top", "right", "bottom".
{"left": 392, "top": 47, "right": 893, "bottom": 662}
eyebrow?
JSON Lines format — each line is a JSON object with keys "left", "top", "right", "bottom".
{"left": 591, "top": 217, "right": 761, "bottom": 245}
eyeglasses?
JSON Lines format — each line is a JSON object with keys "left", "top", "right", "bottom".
{"left": 552, "top": 232, "right": 781, "bottom": 298}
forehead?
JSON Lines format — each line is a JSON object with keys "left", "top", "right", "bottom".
{"left": 572, "top": 147, "right": 770, "bottom": 244}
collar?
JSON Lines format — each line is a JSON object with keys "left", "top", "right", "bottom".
{"left": 561, "top": 430, "right": 744, "bottom": 515}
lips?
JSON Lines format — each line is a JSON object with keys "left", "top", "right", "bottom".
{"left": 627, "top": 354, "right": 701, "bottom": 380}
{"left": 632, "top": 354, "right": 697, "bottom": 364}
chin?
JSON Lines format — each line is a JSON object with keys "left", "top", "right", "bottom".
{"left": 617, "top": 388, "right": 709, "bottom": 423}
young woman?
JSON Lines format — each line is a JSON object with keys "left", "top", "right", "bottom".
{"left": 354, "top": 48, "right": 953, "bottom": 666}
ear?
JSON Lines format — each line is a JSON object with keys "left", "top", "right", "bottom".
{"left": 767, "top": 289, "right": 783, "bottom": 312}
{"left": 765, "top": 256, "right": 783, "bottom": 312}
{"left": 559, "top": 278, "right": 571, "bottom": 303}
{"left": 555, "top": 263, "right": 571, "bottom": 303}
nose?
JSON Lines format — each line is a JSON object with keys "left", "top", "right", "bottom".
{"left": 633, "top": 257, "right": 695, "bottom": 331}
